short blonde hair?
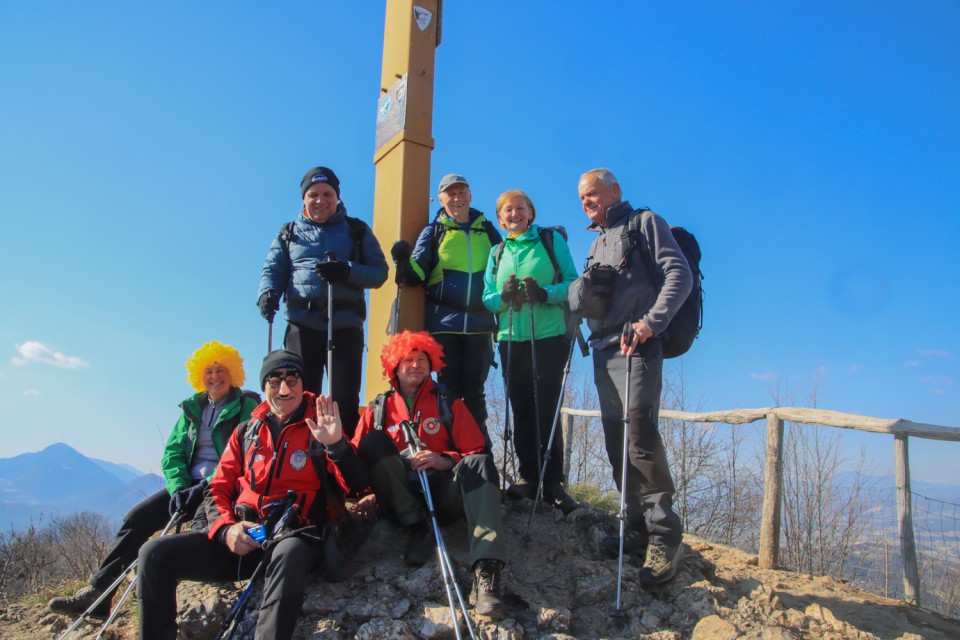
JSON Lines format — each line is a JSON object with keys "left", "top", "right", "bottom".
{"left": 185, "top": 341, "right": 245, "bottom": 392}
{"left": 495, "top": 189, "right": 536, "bottom": 229}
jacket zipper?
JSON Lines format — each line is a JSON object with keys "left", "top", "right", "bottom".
{"left": 464, "top": 225, "right": 473, "bottom": 332}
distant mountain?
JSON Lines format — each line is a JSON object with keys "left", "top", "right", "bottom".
{"left": 0, "top": 443, "right": 163, "bottom": 531}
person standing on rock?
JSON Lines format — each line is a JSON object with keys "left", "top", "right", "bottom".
{"left": 390, "top": 174, "right": 501, "bottom": 446}
{"left": 568, "top": 168, "right": 692, "bottom": 585}
{"left": 351, "top": 331, "right": 509, "bottom": 620}
{"left": 48, "top": 341, "right": 259, "bottom": 618}
{"left": 258, "top": 166, "right": 388, "bottom": 438}
{"left": 136, "top": 350, "right": 369, "bottom": 640}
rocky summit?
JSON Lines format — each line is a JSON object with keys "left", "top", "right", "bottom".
{"left": 12, "top": 499, "right": 960, "bottom": 639}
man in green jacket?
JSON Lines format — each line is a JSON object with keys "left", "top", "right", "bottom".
{"left": 48, "top": 341, "right": 259, "bottom": 617}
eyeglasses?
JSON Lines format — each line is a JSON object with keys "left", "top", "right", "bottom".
{"left": 266, "top": 369, "right": 301, "bottom": 389}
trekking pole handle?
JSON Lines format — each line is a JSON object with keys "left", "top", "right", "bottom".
{"left": 271, "top": 490, "right": 300, "bottom": 537}
{"left": 324, "top": 251, "right": 336, "bottom": 262}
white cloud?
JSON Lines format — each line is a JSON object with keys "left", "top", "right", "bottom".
{"left": 10, "top": 342, "right": 90, "bottom": 370}
{"left": 22, "top": 389, "right": 41, "bottom": 396}
{"left": 903, "top": 360, "right": 920, "bottom": 368}
{"left": 917, "top": 349, "right": 950, "bottom": 358}
{"left": 750, "top": 372, "right": 776, "bottom": 381}
{"left": 930, "top": 389, "right": 946, "bottom": 395}
{"left": 920, "top": 375, "right": 955, "bottom": 387}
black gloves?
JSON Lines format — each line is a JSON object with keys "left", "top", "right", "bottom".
{"left": 169, "top": 482, "right": 206, "bottom": 518}
{"left": 315, "top": 259, "right": 351, "bottom": 283}
{"left": 258, "top": 290, "right": 280, "bottom": 322}
{"left": 521, "top": 276, "right": 548, "bottom": 303}
{"left": 585, "top": 264, "right": 616, "bottom": 299}
{"left": 391, "top": 241, "right": 412, "bottom": 285}
{"left": 501, "top": 275, "right": 522, "bottom": 308}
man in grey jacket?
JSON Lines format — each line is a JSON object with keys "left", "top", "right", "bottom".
{"left": 568, "top": 168, "right": 692, "bottom": 585}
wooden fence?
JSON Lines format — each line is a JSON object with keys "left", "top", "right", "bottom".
{"left": 559, "top": 405, "right": 960, "bottom": 607}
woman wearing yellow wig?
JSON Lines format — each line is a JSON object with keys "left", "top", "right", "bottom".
{"left": 48, "top": 341, "right": 260, "bottom": 618}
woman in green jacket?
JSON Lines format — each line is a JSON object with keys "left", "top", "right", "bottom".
{"left": 482, "top": 190, "right": 579, "bottom": 514}
{"left": 48, "top": 341, "right": 259, "bottom": 617}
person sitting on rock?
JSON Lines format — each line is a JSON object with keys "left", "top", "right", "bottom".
{"left": 48, "top": 340, "right": 259, "bottom": 618}
{"left": 136, "top": 350, "right": 369, "bottom": 640}
{"left": 351, "top": 331, "right": 509, "bottom": 620}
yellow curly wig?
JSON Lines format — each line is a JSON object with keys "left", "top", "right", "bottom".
{"left": 185, "top": 341, "right": 245, "bottom": 392}
{"left": 380, "top": 331, "right": 445, "bottom": 381}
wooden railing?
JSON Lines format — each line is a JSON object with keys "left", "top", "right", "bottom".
{"left": 559, "top": 405, "right": 960, "bottom": 607}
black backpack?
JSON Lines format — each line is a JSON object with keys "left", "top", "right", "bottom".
{"left": 624, "top": 210, "right": 704, "bottom": 359}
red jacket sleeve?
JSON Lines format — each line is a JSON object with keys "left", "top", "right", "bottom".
{"left": 207, "top": 428, "right": 245, "bottom": 541}
{"left": 447, "top": 398, "right": 486, "bottom": 460}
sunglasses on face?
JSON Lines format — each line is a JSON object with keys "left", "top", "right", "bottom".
{"left": 266, "top": 369, "right": 301, "bottom": 389}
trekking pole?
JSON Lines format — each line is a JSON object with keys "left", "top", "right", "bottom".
{"left": 524, "top": 322, "right": 587, "bottom": 543}
{"left": 616, "top": 322, "right": 634, "bottom": 613}
{"left": 499, "top": 302, "right": 519, "bottom": 498}
{"left": 323, "top": 251, "right": 336, "bottom": 397}
{"left": 268, "top": 318, "right": 274, "bottom": 353}
{"left": 527, "top": 295, "right": 545, "bottom": 504}
{"left": 388, "top": 258, "right": 403, "bottom": 335}
{"left": 57, "top": 512, "right": 181, "bottom": 640}
{"left": 214, "top": 491, "right": 300, "bottom": 640}
{"left": 399, "top": 418, "right": 477, "bottom": 640}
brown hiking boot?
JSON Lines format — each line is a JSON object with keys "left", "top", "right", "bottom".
{"left": 48, "top": 585, "right": 111, "bottom": 617}
{"left": 639, "top": 542, "right": 684, "bottom": 585}
{"left": 472, "top": 559, "right": 506, "bottom": 620}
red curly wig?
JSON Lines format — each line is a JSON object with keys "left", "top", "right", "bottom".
{"left": 380, "top": 331, "right": 446, "bottom": 381}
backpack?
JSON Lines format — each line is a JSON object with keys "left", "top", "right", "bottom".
{"left": 279, "top": 215, "right": 369, "bottom": 263}
{"left": 491, "top": 226, "right": 581, "bottom": 340}
{"left": 369, "top": 384, "right": 454, "bottom": 440}
{"left": 623, "top": 209, "right": 704, "bottom": 359}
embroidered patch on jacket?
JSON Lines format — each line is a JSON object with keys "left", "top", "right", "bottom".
{"left": 289, "top": 450, "right": 307, "bottom": 471}
{"left": 422, "top": 417, "right": 441, "bottom": 435}
{"left": 387, "top": 424, "right": 400, "bottom": 435}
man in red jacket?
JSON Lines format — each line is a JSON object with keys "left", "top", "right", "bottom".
{"left": 351, "top": 331, "right": 508, "bottom": 620}
{"left": 137, "top": 350, "right": 369, "bottom": 640}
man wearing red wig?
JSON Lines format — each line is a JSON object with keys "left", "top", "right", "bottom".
{"left": 351, "top": 331, "right": 508, "bottom": 620}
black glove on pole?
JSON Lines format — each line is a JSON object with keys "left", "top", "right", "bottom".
{"left": 258, "top": 290, "right": 279, "bottom": 322}
{"left": 521, "top": 276, "right": 548, "bottom": 303}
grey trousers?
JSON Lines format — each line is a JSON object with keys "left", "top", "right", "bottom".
{"left": 593, "top": 339, "right": 682, "bottom": 546}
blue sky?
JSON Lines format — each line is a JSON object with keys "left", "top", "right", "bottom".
{"left": 1, "top": 1, "right": 958, "bottom": 483}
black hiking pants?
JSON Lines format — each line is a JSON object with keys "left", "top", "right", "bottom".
{"left": 500, "top": 335, "right": 569, "bottom": 485}
{"left": 137, "top": 531, "right": 322, "bottom": 640}
{"left": 284, "top": 323, "right": 363, "bottom": 438}
{"left": 432, "top": 332, "right": 493, "bottom": 448}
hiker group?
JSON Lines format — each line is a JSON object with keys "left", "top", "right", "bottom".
{"left": 50, "top": 167, "right": 703, "bottom": 639}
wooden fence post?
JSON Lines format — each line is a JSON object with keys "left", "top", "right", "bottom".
{"left": 895, "top": 433, "right": 920, "bottom": 605}
{"left": 562, "top": 412, "right": 573, "bottom": 484}
{"left": 759, "top": 412, "right": 784, "bottom": 569}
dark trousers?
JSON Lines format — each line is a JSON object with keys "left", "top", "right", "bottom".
{"left": 593, "top": 339, "right": 682, "bottom": 546}
{"left": 91, "top": 485, "right": 206, "bottom": 593}
{"left": 432, "top": 332, "right": 493, "bottom": 447}
{"left": 356, "top": 430, "right": 506, "bottom": 565}
{"left": 499, "top": 335, "right": 569, "bottom": 484}
{"left": 285, "top": 323, "right": 363, "bottom": 438}
{"left": 137, "top": 531, "right": 322, "bottom": 640}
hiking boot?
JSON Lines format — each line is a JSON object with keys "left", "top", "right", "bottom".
{"left": 472, "top": 559, "right": 506, "bottom": 620}
{"left": 402, "top": 521, "right": 434, "bottom": 567}
{"left": 639, "top": 542, "right": 684, "bottom": 585}
{"left": 505, "top": 478, "right": 536, "bottom": 501}
{"left": 48, "top": 585, "right": 111, "bottom": 617}
{"left": 543, "top": 482, "right": 579, "bottom": 515}
{"left": 601, "top": 527, "right": 648, "bottom": 559}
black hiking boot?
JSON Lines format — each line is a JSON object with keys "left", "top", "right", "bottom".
{"left": 48, "top": 585, "right": 111, "bottom": 617}
{"left": 402, "top": 521, "right": 434, "bottom": 567}
{"left": 471, "top": 559, "right": 506, "bottom": 620}
{"left": 505, "top": 478, "right": 536, "bottom": 501}
{"left": 543, "top": 482, "right": 579, "bottom": 515}
{"left": 601, "top": 527, "right": 648, "bottom": 559}
{"left": 639, "top": 541, "right": 684, "bottom": 585}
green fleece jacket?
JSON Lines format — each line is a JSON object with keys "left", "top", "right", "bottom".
{"left": 482, "top": 224, "right": 578, "bottom": 342}
{"left": 160, "top": 386, "right": 259, "bottom": 495}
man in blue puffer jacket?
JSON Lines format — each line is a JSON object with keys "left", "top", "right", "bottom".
{"left": 258, "top": 166, "right": 388, "bottom": 437}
